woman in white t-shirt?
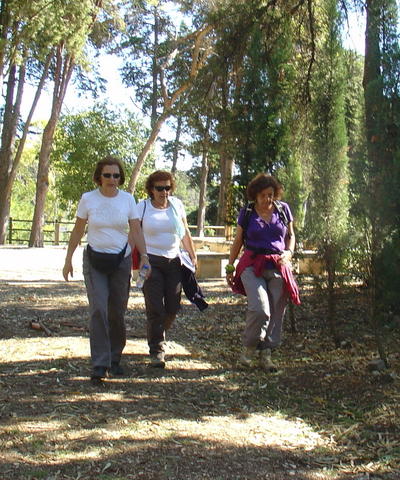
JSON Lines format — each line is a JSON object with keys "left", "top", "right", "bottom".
{"left": 62, "top": 156, "right": 150, "bottom": 382}
{"left": 137, "top": 170, "right": 197, "bottom": 368}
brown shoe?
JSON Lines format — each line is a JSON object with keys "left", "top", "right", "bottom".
{"left": 259, "top": 349, "right": 278, "bottom": 372}
{"left": 239, "top": 346, "right": 257, "bottom": 367}
{"left": 149, "top": 352, "right": 166, "bottom": 368}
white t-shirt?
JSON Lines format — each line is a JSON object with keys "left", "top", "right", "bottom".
{"left": 136, "top": 197, "right": 186, "bottom": 258}
{"left": 77, "top": 189, "right": 139, "bottom": 254}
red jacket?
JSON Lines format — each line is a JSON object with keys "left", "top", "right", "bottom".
{"left": 232, "top": 250, "right": 301, "bottom": 305}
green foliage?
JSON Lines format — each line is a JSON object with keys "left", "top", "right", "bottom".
{"left": 186, "top": 154, "right": 221, "bottom": 225}
{"left": 52, "top": 104, "right": 154, "bottom": 217}
{"left": 276, "top": 154, "right": 308, "bottom": 240}
{"left": 9, "top": 135, "right": 62, "bottom": 244}
{"left": 231, "top": 21, "right": 293, "bottom": 184}
{"left": 344, "top": 51, "right": 371, "bottom": 280}
{"left": 10, "top": 136, "right": 60, "bottom": 221}
{"left": 2, "top": 0, "right": 103, "bottom": 63}
{"left": 376, "top": 231, "right": 400, "bottom": 314}
{"left": 9, "top": 143, "right": 38, "bottom": 221}
{"left": 172, "top": 171, "right": 199, "bottom": 217}
{"left": 307, "top": 0, "right": 349, "bottom": 258}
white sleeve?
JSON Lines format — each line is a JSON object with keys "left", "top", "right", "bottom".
{"left": 76, "top": 194, "right": 88, "bottom": 219}
{"left": 128, "top": 194, "right": 139, "bottom": 220}
{"left": 136, "top": 199, "right": 148, "bottom": 221}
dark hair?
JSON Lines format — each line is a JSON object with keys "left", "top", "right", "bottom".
{"left": 93, "top": 156, "right": 125, "bottom": 186}
{"left": 145, "top": 170, "right": 176, "bottom": 198}
{"left": 247, "top": 174, "right": 283, "bottom": 201}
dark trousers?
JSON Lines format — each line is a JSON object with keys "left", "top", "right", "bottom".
{"left": 83, "top": 250, "right": 131, "bottom": 368}
{"left": 143, "top": 254, "right": 182, "bottom": 355}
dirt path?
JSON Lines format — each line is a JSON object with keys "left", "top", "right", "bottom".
{"left": 0, "top": 245, "right": 84, "bottom": 282}
{"left": 0, "top": 247, "right": 399, "bottom": 480}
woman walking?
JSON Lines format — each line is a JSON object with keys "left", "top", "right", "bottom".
{"left": 226, "top": 173, "right": 300, "bottom": 372}
{"left": 63, "top": 156, "right": 150, "bottom": 382}
{"left": 137, "top": 170, "right": 197, "bottom": 368}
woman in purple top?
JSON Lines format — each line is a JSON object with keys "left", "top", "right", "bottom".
{"left": 226, "top": 174, "right": 297, "bottom": 372}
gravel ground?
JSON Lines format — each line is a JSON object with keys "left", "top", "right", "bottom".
{"left": 0, "top": 245, "right": 84, "bottom": 282}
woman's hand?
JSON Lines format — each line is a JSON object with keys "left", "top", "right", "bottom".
{"left": 279, "top": 249, "right": 293, "bottom": 266}
{"left": 63, "top": 259, "right": 73, "bottom": 281}
{"left": 139, "top": 254, "right": 152, "bottom": 278}
{"left": 225, "top": 263, "right": 235, "bottom": 287}
{"left": 226, "top": 272, "right": 235, "bottom": 288}
{"left": 190, "top": 253, "right": 198, "bottom": 269}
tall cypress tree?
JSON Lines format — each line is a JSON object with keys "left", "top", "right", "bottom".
{"left": 307, "top": 0, "right": 349, "bottom": 346}
{"left": 363, "top": 0, "right": 400, "bottom": 362}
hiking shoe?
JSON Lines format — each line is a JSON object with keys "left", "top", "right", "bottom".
{"left": 239, "top": 346, "right": 257, "bottom": 367}
{"left": 149, "top": 352, "right": 166, "bottom": 368}
{"left": 259, "top": 349, "right": 278, "bottom": 373}
{"left": 91, "top": 366, "right": 108, "bottom": 381}
{"left": 110, "top": 362, "right": 124, "bottom": 376}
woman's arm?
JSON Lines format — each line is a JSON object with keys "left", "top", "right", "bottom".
{"left": 129, "top": 218, "right": 150, "bottom": 270}
{"left": 63, "top": 217, "right": 87, "bottom": 281}
{"left": 181, "top": 216, "right": 197, "bottom": 267}
{"left": 229, "top": 225, "right": 244, "bottom": 265}
{"left": 280, "top": 221, "right": 295, "bottom": 265}
{"left": 226, "top": 225, "right": 244, "bottom": 286}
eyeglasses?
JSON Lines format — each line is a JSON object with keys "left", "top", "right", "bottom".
{"left": 102, "top": 173, "right": 121, "bottom": 179}
{"left": 154, "top": 185, "right": 172, "bottom": 192}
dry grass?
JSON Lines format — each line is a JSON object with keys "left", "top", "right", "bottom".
{"left": 0, "top": 248, "right": 399, "bottom": 480}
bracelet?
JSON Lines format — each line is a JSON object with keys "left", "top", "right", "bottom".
{"left": 225, "top": 264, "right": 235, "bottom": 274}
{"left": 286, "top": 249, "right": 293, "bottom": 255}
{"left": 141, "top": 253, "right": 149, "bottom": 258}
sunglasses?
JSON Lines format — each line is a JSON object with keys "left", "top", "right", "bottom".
{"left": 102, "top": 173, "right": 121, "bottom": 179}
{"left": 154, "top": 185, "right": 172, "bottom": 192}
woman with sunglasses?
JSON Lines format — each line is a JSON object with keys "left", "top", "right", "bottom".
{"left": 136, "top": 170, "right": 197, "bottom": 368}
{"left": 62, "top": 156, "right": 150, "bottom": 382}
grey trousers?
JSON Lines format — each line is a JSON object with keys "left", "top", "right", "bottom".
{"left": 142, "top": 254, "right": 182, "bottom": 355}
{"left": 240, "top": 266, "right": 288, "bottom": 349}
{"left": 83, "top": 249, "right": 131, "bottom": 368}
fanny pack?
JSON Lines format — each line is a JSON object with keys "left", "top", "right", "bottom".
{"left": 87, "top": 243, "right": 128, "bottom": 274}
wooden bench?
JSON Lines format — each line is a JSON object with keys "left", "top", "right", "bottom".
{"left": 196, "top": 251, "right": 230, "bottom": 279}
{"left": 296, "top": 250, "right": 324, "bottom": 275}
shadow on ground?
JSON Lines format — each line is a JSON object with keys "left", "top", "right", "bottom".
{"left": 0, "top": 277, "right": 399, "bottom": 480}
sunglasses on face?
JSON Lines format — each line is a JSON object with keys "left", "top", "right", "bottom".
{"left": 102, "top": 173, "right": 121, "bottom": 179}
{"left": 154, "top": 185, "right": 172, "bottom": 192}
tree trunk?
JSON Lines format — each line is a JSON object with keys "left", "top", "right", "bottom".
{"left": 127, "top": 111, "right": 169, "bottom": 193}
{"left": 126, "top": 24, "right": 213, "bottom": 194}
{"left": 196, "top": 119, "right": 211, "bottom": 237}
{"left": 325, "top": 245, "right": 340, "bottom": 347}
{"left": 0, "top": 61, "right": 26, "bottom": 244}
{"left": 29, "top": 48, "right": 75, "bottom": 247}
{"left": 0, "top": 0, "right": 10, "bottom": 94}
{"left": 363, "top": 0, "right": 388, "bottom": 365}
{"left": 217, "top": 152, "right": 234, "bottom": 226}
{"left": 171, "top": 115, "right": 182, "bottom": 174}
{"left": 151, "top": 7, "right": 159, "bottom": 129}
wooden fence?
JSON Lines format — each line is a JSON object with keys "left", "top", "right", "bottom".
{"left": 7, "top": 218, "right": 227, "bottom": 245}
